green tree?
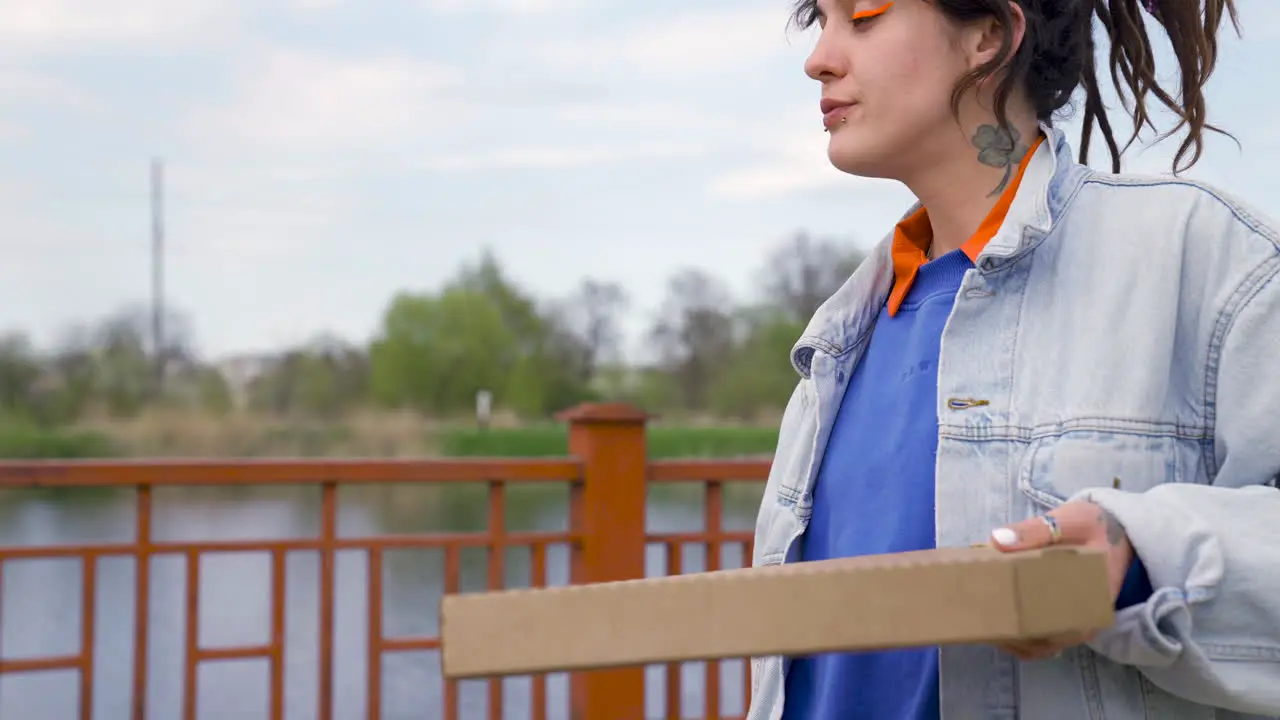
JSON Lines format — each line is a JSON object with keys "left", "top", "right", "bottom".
{"left": 649, "top": 269, "right": 736, "bottom": 414}
{"left": 709, "top": 309, "right": 806, "bottom": 420}
{"left": 248, "top": 335, "right": 369, "bottom": 418}
{"left": 759, "top": 231, "right": 867, "bottom": 323}
{"left": 447, "top": 251, "right": 594, "bottom": 415}
{"left": 0, "top": 332, "right": 42, "bottom": 420}
{"left": 194, "top": 367, "right": 235, "bottom": 416}
{"left": 556, "top": 278, "right": 629, "bottom": 386}
{"left": 91, "top": 311, "right": 153, "bottom": 417}
{"left": 703, "top": 232, "right": 868, "bottom": 419}
{"left": 369, "top": 289, "right": 515, "bottom": 415}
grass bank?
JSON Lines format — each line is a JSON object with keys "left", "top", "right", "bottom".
{"left": 0, "top": 411, "right": 778, "bottom": 460}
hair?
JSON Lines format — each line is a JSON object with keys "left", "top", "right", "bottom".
{"left": 790, "top": 0, "right": 1240, "bottom": 173}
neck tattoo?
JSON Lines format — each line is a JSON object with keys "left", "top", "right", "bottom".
{"left": 972, "top": 123, "right": 1030, "bottom": 197}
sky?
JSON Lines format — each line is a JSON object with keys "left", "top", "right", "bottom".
{"left": 2, "top": 0, "right": 1277, "bottom": 361}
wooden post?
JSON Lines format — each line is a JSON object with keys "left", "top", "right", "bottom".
{"left": 558, "top": 402, "right": 649, "bottom": 720}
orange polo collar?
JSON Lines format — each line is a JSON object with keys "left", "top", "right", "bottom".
{"left": 886, "top": 134, "right": 1045, "bottom": 316}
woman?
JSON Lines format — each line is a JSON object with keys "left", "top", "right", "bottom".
{"left": 748, "top": 0, "right": 1280, "bottom": 719}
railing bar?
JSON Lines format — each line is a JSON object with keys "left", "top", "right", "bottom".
{"left": 567, "top": 470, "right": 586, "bottom": 720}
{"left": 196, "top": 645, "right": 275, "bottom": 661}
{"left": 0, "top": 531, "right": 581, "bottom": 560}
{"left": 367, "top": 547, "right": 384, "bottom": 720}
{"left": 644, "top": 531, "right": 753, "bottom": 544}
{"left": 568, "top": 481, "right": 585, "bottom": 584}
{"left": 530, "top": 542, "right": 547, "bottom": 720}
{"left": 743, "top": 535, "right": 755, "bottom": 714}
{"left": 318, "top": 482, "right": 338, "bottom": 720}
{"left": 270, "top": 549, "right": 287, "bottom": 720}
{"left": 704, "top": 480, "right": 724, "bottom": 556}
{"left": 647, "top": 459, "right": 773, "bottom": 482}
{"left": 0, "top": 558, "right": 4, "bottom": 683}
{"left": 380, "top": 637, "right": 441, "bottom": 652}
{"left": 487, "top": 480, "right": 505, "bottom": 720}
{"left": 10, "top": 638, "right": 291, "bottom": 666}
{"left": 0, "top": 458, "right": 586, "bottom": 488}
{"left": 665, "top": 541, "right": 681, "bottom": 720}
{"left": 0, "top": 654, "right": 83, "bottom": 673}
{"left": 80, "top": 555, "right": 97, "bottom": 720}
{"left": 182, "top": 550, "right": 200, "bottom": 720}
{"left": 705, "top": 480, "right": 723, "bottom": 720}
{"left": 132, "top": 484, "right": 152, "bottom": 720}
{"left": 443, "top": 545, "right": 461, "bottom": 720}
{"left": 531, "top": 541, "right": 547, "bottom": 588}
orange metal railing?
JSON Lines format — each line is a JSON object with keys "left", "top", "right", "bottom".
{"left": 647, "top": 460, "right": 761, "bottom": 720}
{"left": 0, "top": 403, "right": 771, "bottom": 720}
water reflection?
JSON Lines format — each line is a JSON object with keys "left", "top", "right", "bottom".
{"left": 0, "top": 481, "right": 763, "bottom": 719}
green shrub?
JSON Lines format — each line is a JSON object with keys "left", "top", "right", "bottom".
{"left": 0, "top": 423, "right": 118, "bottom": 459}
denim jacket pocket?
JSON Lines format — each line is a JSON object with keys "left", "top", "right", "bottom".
{"left": 1018, "top": 429, "right": 1185, "bottom": 510}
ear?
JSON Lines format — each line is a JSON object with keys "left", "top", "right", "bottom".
{"left": 967, "top": 1, "right": 1028, "bottom": 70}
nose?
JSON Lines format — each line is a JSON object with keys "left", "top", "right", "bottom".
{"left": 803, "top": 26, "right": 846, "bottom": 83}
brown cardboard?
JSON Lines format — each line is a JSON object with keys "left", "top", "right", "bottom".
{"left": 440, "top": 545, "right": 1113, "bottom": 679}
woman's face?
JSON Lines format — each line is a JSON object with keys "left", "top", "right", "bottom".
{"left": 804, "top": 0, "right": 981, "bottom": 180}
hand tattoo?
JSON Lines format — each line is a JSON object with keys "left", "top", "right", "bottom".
{"left": 972, "top": 124, "right": 1030, "bottom": 197}
{"left": 1096, "top": 507, "right": 1126, "bottom": 545}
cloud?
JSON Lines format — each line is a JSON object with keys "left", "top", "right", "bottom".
{"left": 423, "top": 0, "right": 588, "bottom": 12}
{"left": 0, "top": 0, "right": 234, "bottom": 49}
{"left": 0, "top": 69, "right": 96, "bottom": 111}
{"left": 279, "top": 0, "right": 347, "bottom": 10}
{"left": 707, "top": 130, "right": 863, "bottom": 199}
{"left": 710, "top": 158, "right": 844, "bottom": 199}
{"left": 532, "top": 5, "right": 802, "bottom": 74}
{"left": 615, "top": 7, "right": 799, "bottom": 71}
{"left": 163, "top": 160, "right": 362, "bottom": 258}
{"left": 1239, "top": 1, "right": 1280, "bottom": 39}
{"left": 194, "top": 49, "right": 460, "bottom": 147}
{"left": 424, "top": 141, "right": 705, "bottom": 171}
{"left": 0, "top": 70, "right": 100, "bottom": 140}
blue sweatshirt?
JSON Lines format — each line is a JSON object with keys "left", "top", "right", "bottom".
{"left": 780, "top": 250, "right": 969, "bottom": 720}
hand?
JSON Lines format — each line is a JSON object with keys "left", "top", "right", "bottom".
{"left": 987, "top": 501, "right": 1133, "bottom": 661}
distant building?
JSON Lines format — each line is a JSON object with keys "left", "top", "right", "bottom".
{"left": 215, "top": 354, "right": 273, "bottom": 410}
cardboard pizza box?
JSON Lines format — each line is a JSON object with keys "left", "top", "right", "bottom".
{"left": 440, "top": 545, "right": 1113, "bottom": 679}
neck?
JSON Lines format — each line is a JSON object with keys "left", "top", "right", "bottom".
{"left": 903, "top": 117, "right": 1041, "bottom": 257}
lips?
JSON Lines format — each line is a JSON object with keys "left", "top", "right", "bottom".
{"left": 819, "top": 98, "right": 853, "bottom": 114}
{"left": 821, "top": 99, "right": 854, "bottom": 131}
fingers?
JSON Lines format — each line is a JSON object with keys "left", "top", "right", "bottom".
{"left": 990, "top": 501, "right": 1100, "bottom": 552}
{"left": 990, "top": 514, "right": 1058, "bottom": 551}
{"left": 996, "top": 632, "right": 1091, "bottom": 661}
{"left": 998, "top": 639, "right": 1063, "bottom": 661}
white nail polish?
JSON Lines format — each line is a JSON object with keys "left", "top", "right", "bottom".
{"left": 991, "top": 527, "right": 1019, "bottom": 546}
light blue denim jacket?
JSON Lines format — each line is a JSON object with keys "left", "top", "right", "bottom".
{"left": 747, "top": 124, "right": 1280, "bottom": 720}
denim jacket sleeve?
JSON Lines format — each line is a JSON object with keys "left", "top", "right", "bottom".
{"left": 752, "top": 381, "right": 807, "bottom": 568}
{"left": 1071, "top": 254, "right": 1280, "bottom": 715}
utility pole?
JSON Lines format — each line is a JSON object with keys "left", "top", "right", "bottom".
{"left": 150, "top": 158, "right": 165, "bottom": 400}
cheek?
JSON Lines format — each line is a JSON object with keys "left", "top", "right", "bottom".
{"left": 879, "top": 52, "right": 958, "bottom": 119}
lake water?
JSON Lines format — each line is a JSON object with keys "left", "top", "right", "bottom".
{"left": 0, "top": 481, "right": 764, "bottom": 719}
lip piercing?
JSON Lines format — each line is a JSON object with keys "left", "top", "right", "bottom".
{"left": 823, "top": 117, "right": 848, "bottom": 133}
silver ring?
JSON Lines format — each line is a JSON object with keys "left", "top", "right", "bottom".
{"left": 1038, "top": 514, "right": 1063, "bottom": 545}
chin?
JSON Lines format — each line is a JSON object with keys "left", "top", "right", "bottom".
{"left": 826, "top": 134, "right": 896, "bottom": 180}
